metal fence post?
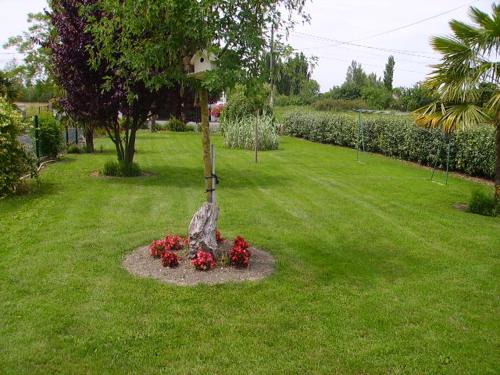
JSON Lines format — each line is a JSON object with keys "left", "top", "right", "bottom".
{"left": 34, "top": 115, "right": 41, "bottom": 164}
{"left": 75, "top": 126, "right": 78, "bottom": 145}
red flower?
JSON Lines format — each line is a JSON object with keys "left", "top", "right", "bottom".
{"left": 233, "top": 236, "right": 249, "bottom": 250}
{"left": 149, "top": 235, "right": 185, "bottom": 258}
{"left": 215, "top": 229, "right": 224, "bottom": 244}
{"left": 149, "top": 240, "right": 165, "bottom": 258}
{"left": 230, "top": 236, "right": 251, "bottom": 268}
{"left": 192, "top": 250, "right": 217, "bottom": 271}
{"left": 162, "top": 251, "right": 179, "bottom": 268}
{"left": 230, "top": 246, "right": 251, "bottom": 268}
{"left": 163, "top": 235, "right": 183, "bottom": 251}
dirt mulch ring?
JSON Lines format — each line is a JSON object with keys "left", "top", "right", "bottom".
{"left": 90, "top": 170, "right": 154, "bottom": 178}
{"left": 123, "top": 245, "right": 275, "bottom": 286}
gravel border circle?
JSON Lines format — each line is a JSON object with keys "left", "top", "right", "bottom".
{"left": 123, "top": 244, "right": 275, "bottom": 286}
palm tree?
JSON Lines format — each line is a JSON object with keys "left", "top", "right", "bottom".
{"left": 415, "top": 3, "right": 500, "bottom": 199}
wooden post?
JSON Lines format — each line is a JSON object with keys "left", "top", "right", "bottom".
{"left": 255, "top": 113, "right": 258, "bottom": 163}
{"left": 211, "top": 144, "right": 216, "bottom": 204}
{"left": 200, "top": 88, "right": 213, "bottom": 202}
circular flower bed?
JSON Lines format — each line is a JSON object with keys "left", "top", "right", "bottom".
{"left": 123, "top": 230, "right": 275, "bottom": 286}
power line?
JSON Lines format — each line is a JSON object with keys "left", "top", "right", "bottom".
{"left": 293, "top": 0, "right": 478, "bottom": 56}
{"left": 311, "top": 54, "right": 428, "bottom": 75}
{"left": 292, "top": 31, "right": 439, "bottom": 60}
{"left": 349, "top": 0, "right": 479, "bottom": 43}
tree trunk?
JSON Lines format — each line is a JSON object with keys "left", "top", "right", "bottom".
{"left": 84, "top": 126, "right": 94, "bottom": 153}
{"left": 200, "top": 88, "right": 213, "bottom": 203}
{"left": 495, "top": 120, "right": 500, "bottom": 200}
{"left": 124, "top": 128, "right": 137, "bottom": 165}
{"left": 188, "top": 202, "right": 219, "bottom": 258}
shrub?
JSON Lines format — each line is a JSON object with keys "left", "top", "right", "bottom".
{"left": 312, "top": 98, "right": 368, "bottom": 112}
{"left": 0, "top": 97, "right": 37, "bottom": 196}
{"left": 468, "top": 190, "right": 498, "bottom": 217}
{"left": 192, "top": 250, "right": 217, "bottom": 271}
{"left": 167, "top": 117, "right": 188, "bottom": 132}
{"left": 67, "top": 144, "right": 81, "bottom": 154}
{"left": 102, "top": 160, "right": 142, "bottom": 177}
{"left": 230, "top": 236, "right": 251, "bottom": 268}
{"left": 31, "top": 113, "right": 64, "bottom": 158}
{"left": 162, "top": 252, "right": 179, "bottom": 268}
{"left": 283, "top": 111, "right": 496, "bottom": 180}
{"left": 223, "top": 115, "right": 279, "bottom": 151}
{"left": 220, "top": 84, "right": 271, "bottom": 126}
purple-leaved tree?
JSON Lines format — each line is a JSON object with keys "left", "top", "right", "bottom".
{"left": 47, "top": 0, "right": 118, "bottom": 153}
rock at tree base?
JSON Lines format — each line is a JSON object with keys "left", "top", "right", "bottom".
{"left": 188, "top": 203, "right": 219, "bottom": 258}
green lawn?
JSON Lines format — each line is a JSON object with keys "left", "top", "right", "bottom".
{"left": 1, "top": 132, "right": 499, "bottom": 374}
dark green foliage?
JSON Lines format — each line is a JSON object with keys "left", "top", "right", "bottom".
{"left": 220, "top": 84, "right": 272, "bottom": 131}
{"left": 312, "top": 98, "right": 369, "bottom": 112}
{"left": 0, "top": 97, "right": 37, "bottom": 196}
{"left": 383, "top": 56, "right": 395, "bottom": 91}
{"left": 283, "top": 111, "right": 496, "bottom": 179}
{"left": 166, "top": 117, "right": 188, "bottom": 132}
{"left": 468, "top": 190, "right": 498, "bottom": 216}
{"left": 102, "top": 160, "right": 142, "bottom": 177}
{"left": 392, "top": 84, "right": 437, "bottom": 112}
{"left": 31, "top": 113, "right": 64, "bottom": 158}
{"left": 66, "top": 144, "right": 82, "bottom": 154}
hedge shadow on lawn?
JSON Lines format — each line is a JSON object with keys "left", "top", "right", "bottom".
{"left": 103, "top": 164, "right": 291, "bottom": 189}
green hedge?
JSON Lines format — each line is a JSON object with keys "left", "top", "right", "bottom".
{"left": 283, "top": 111, "right": 495, "bottom": 179}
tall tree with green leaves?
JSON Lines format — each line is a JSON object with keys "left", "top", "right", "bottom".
{"left": 415, "top": 3, "right": 500, "bottom": 199}
{"left": 89, "top": 0, "right": 308, "bottom": 193}
{"left": 4, "top": 12, "right": 58, "bottom": 102}
{"left": 383, "top": 56, "right": 395, "bottom": 91}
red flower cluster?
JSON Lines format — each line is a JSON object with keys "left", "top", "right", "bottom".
{"left": 230, "top": 236, "right": 251, "bottom": 268}
{"left": 162, "top": 251, "right": 179, "bottom": 268}
{"left": 149, "top": 240, "right": 165, "bottom": 258}
{"left": 149, "top": 235, "right": 184, "bottom": 258}
{"left": 210, "top": 104, "right": 224, "bottom": 118}
{"left": 163, "top": 235, "right": 184, "bottom": 251}
{"left": 215, "top": 229, "right": 224, "bottom": 244}
{"left": 192, "top": 250, "right": 217, "bottom": 271}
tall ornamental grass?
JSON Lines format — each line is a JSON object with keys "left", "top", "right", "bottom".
{"left": 223, "top": 115, "right": 279, "bottom": 151}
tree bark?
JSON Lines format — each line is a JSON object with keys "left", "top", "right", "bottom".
{"left": 200, "top": 88, "right": 213, "bottom": 202}
{"left": 84, "top": 126, "right": 94, "bottom": 153}
{"left": 495, "top": 119, "right": 500, "bottom": 200}
{"left": 188, "top": 202, "right": 219, "bottom": 258}
{"left": 125, "top": 127, "right": 137, "bottom": 165}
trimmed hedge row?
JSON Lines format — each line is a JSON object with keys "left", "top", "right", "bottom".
{"left": 283, "top": 111, "right": 495, "bottom": 179}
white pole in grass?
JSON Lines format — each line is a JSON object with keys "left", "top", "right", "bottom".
{"left": 211, "top": 143, "right": 216, "bottom": 204}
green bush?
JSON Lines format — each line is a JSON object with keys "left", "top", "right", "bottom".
{"left": 220, "top": 84, "right": 271, "bottom": 128}
{"left": 30, "top": 113, "right": 64, "bottom": 158}
{"left": 223, "top": 115, "right": 279, "bottom": 151}
{"left": 283, "top": 111, "right": 496, "bottom": 179}
{"left": 312, "top": 98, "right": 369, "bottom": 112}
{"left": 102, "top": 160, "right": 142, "bottom": 177}
{"left": 468, "top": 190, "right": 498, "bottom": 217}
{"left": 66, "top": 144, "right": 82, "bottom": 154}
{"left": 0, "top": 97, "right": 37, "bottom": 196}
{"left": 166, "top": 117, "right": 189, "bottom": 132}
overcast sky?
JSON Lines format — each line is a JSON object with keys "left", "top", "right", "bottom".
{"left": 0, "top": 0, "right": 494, "bottom": 92}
